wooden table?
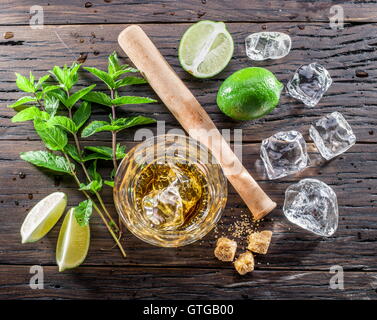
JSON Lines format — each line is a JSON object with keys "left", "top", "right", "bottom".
{"left": 1, "top": 1, "right": 377, "bottom": 300}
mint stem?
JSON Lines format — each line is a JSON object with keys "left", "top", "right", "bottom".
{"left": 110, "top": 89, "right": 118, "bottom": 171}
{"left": 62, "top": 151, "right": 126, "bottom": 258}
{"left": 67, "top": 104, "right": 120, "bottom": 234}
{"left": 110, "top": 88, "right": 123, "bottom": 236}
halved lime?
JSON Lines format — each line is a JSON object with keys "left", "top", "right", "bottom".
{"left": 179, "top": 20, "right": 234, "bottom": 78}
{"left": 56, "top": 208, "right": 90, "bottom": 272}
{"left": 21, "top": 192, "right": 67, "bottom": 243}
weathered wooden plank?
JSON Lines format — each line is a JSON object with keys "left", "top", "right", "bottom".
{"left": 1, "top": 23, "right": 377, "bottom": 143}
{"left": 1, "top": 0, "right": 377, "bottom": 25}
{"left": 0, "top": 265, "right": 376, "bottom": 299}
{"left": 1, "top": 139, "right": 376, "bottom": 270}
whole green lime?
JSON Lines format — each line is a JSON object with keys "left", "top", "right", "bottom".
{"left": 216, "top": 67, "right": 283, "bottom": 121}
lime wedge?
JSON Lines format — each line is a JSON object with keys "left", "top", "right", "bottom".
{"left": 56, "top": 208, "right": 90, "bottom": 272}
{"left": 179, "top": 20, "right": 234, "bottom": 78}
{"left": 21, "top": 192, "right": 67, "bottom": 243}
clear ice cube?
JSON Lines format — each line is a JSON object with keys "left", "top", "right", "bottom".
{"left": 309, "top": 111, "right": 356, "bottom": 160}
{"left": 245, "top": 32, "right": 291, "bottom": 61}
{"left": 283, "top": 178, "right": 338, "bottom": 237}
{"left": 260, "top": 130, "right": 309, "bottom": 180}
{"left": 286, "top": 62, "right": 332, "bottom": 107}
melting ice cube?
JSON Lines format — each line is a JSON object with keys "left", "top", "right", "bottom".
{"left": 142, "top": 179, "right": 184, "bottom": 229}
{"left": 309, "top": 111, "right": 356, "bottom": 160}
{"left": 283, "top": 178, "right": 338, "bottom": 237}
{"left": 245, "top": 32, "right": 291, "bottom": 61}
{"left": 142, "top": 164, "right": 201, "bottom": 230}
{"left": 260, "top": 130, "right": 309, "bottom": 180}
{"left": 286, "top": 62, "right": 332, "bottom": 107}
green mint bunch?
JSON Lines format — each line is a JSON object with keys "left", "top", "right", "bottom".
{"left": 9, "top": 64, "right": 98, "bottom": 227}
{"left": 8, "top": 55, "right": 157, "bottom": 260}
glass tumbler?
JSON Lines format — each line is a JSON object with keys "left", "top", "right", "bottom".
{"left": 114, "top": 134, "right": 227, "bottom": 247}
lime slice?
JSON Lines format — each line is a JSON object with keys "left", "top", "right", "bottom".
{"left": 179, "top": 20, "right": 234, "bottom": 78}
{"left": 56, "top": 208, "right": 90, "bottom": 272}
{"left": 21, "top": 192, "right": 67, "bottom": 243}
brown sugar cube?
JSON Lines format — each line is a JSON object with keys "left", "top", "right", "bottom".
{"left": 247, "top": 230, "right": 273, "bottom": 254}
{"left": 214, "top": 237, "right": 237, "bottom": 262}
{"left": 234, "top": 251, "right": 254, "bottom": 275}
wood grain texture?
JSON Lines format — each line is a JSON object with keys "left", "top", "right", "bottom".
{"left": 1, "top": 2, "right": 377, "bottom": 300}
{"left": 1, "top": 0, "right": 377, "bottom": 25}
{"left": 1, "top": 265, "right": 376, "bottom": 299}
{"left": 1, "top": 140, "right": 377, "bottom": 273}
{"left": 1, "top": 23, "right": 377, "bottom": 143}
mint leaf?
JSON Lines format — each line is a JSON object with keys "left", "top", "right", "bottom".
{"left": 20, "top": 150, "right": 73, "bottom": 174}
{"left": 111, "top": 96, "right": 156, "bottom": 106}
{"left": 112, "top": 67, "right": 138, "bottom": 80}
{"left": 79, "top": 180, "right": 103, "bottom": 193}
{"left": 108, "top": 51, "right": 121, "bottom": 76}
{"left": 51, "top": 89, "right": 69, "bottom": 107}
{"left": 73, "top": 101, "right": 91, "bottom": 129}
{"left": 34, "top": 119, "right": 68, "bottom": 151}
{"left": 29, "top": 71, "right": 35, "bottom": 86}
{"left": 84, "top": 67, "right": 115, "bottom": 89}
{"left": 50, "top": 66, "right": 69, "bottom": 89}
{"left": 84, "top": 146, "right": 113, "bottom": 158}
{"left": 7, "top": 96, "right": 37, "bottom": 109}
{"left": 74, "top": 199, "right": 93, "bottom": 226}
{"left": 36, "top": 75, "right": 50, "bottom": 90}
{"left": 104, "top": 180, "right": 114, "bottom": 188}
{"left": 116, "top": 144, "right": 127, "bottom": 159}
{"left": 82, "top": 91, "right": 113, "bottom": 107}
{"left": 84, "top": 144, "right": 126, "bottom": 160}
{"left": 50, "top": 64, "right": 80, "bottom": 91}
{"left": 114, "top": 76, "right": 147, "bottom": 89}
{"left": 11, "top": 107, "right": 48, "bottom": 122}
{"left": 82, "top": 153, "right": 112, "bottom": 161}
{"left": 69, "top": 63, "right": 81, "bottom": 86}
{"left": 111, "top": 116, "right": 156, "bottom": 131}
{"left": 49, "top": 116, "right": 77, "bottom": 133}
{"left": 65, "top": 84, "right": 96, "bottom": 108}
{"left": 15, "top": 73, "right": 35, "bottom": 93}
{"left": 64, "top": 144, "right": 82, "bottom": 162}
{"left": 81, "top": 116, "right": 156, "bottom": 137}
{"left": 42, "top": 85, "right": 61, "bottom": 94}
{"left": 88, "top": 160, "right": 102, "bottom": 182}
{"left": 44, "top": 95, "right": 60, "bottom": 116}
{"left": 81, "top": 120, "right": 110, "bottom": 137}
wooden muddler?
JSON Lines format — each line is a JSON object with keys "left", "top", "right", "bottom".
{"left": 118, "top": 25, "right": 276, "bottom": 220}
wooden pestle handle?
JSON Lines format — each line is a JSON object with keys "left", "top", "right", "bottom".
{"left": 118, "top": 25, "right": 276, "bottom": 220}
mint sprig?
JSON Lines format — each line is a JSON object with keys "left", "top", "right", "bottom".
{"left": 82, "top": 51, "right": 156, "bottom": 173}
{"left": 9, "top": 54, "right": 156, "bottom": 261}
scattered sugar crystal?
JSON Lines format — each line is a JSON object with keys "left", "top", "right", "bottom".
{"left": 247, "top": 230, "right": 273, "bottom": 254}
{"left": 214, "top": 237, "right": 237, "bottom": 262}
{"left": 234, "top": 251, "right": 254, "bottom": 275}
